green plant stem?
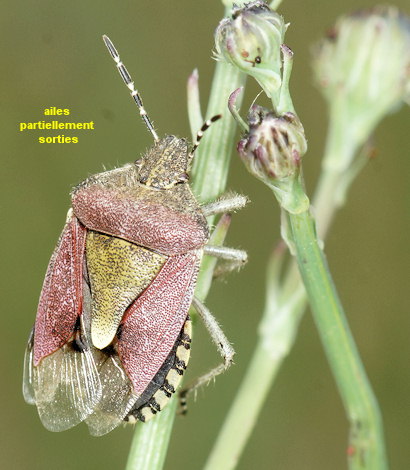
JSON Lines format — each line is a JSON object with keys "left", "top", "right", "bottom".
{"left": 204, "top": 245, "right": 306, "bottom": 470}
{"left": 287, "top": 199, "right": 387, "bottom": 469}
{"left": 192, "top": 62, "right": 246, "bottom": 206}
{"left": 125, "top": 397, "right": 177, "bottom": 470}
{"left": 204, "top": 262, "right": 307, "bottom": 470}
{"left": 204, "top": 343, "right": 289, "bottom": 470}
{"left": 206, "top": 185, "right": 387, "bottom": 470}
{"left": 124, "top": 4, "right": 246, "bottom": 469}
{"left": 205, "top": 111, "right": 388, "bottom": 468}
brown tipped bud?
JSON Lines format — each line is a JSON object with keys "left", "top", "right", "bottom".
{"left": 238, "top": 106, "right": 307, "bottom": 183}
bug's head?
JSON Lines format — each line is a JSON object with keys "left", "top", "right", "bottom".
{"left": 136, "top": 136, "right": 191, "bottom": 189}
{"left": 102, "top": 36, "right": 222, "bottom": 190}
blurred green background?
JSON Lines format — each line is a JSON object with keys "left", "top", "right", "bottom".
{"left": 2, "top": 1, "right": 409, "bottom": 469}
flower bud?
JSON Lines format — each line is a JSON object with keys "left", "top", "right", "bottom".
{"left": 313, "top": 7, "right": 410, "bottom": 122}
{"left": 215, "top": 1, "right": 287, "bottom": 99}
{"left": 237, "top": 106, "right": 307, "bottom": 183}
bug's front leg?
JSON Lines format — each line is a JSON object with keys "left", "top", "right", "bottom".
{"left": 202, "top": 192, "right": 249, "bottom": 276}
{"left": 179, "top": 296, "right": 235, "bottom": 413}
{"left": 201, "top": 192, "right": 248, "bottom": 217}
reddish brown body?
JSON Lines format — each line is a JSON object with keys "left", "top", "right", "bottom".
{"left": 24, "top": 136, "right": 209, "bottom": 435}
{"left": 33, "top": 216, "right": 86, "bottom": 365}
{"left": 72, "top": 170, "right": 208, "bottom": 255}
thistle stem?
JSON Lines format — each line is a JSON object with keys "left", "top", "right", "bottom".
{"left": 286, "top": 198, "right": 387, "bottom": 469}
{"left": 204, "top": 246, "right": 306, "bottom": 470}
{"left": 204, "top": 342, "right": 285, "bottom": 470}
{"left": 205, "top": 100, "right": 387, "bottom": 470}
{"left": 125, "top": 397, "right": 178, "bottom": 470}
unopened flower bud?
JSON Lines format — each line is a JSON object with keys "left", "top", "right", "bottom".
{"left": 215, "top": 1, "right": 287, "bottom": 99}
{"left": 238, "top": 106, "right": 307, "bottom": 183}
{"left": 314, "top": 7, "right": 410, "bottom": 125}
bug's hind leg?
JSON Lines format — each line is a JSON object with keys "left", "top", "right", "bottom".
{"left": 178, "top": 194, "right": 247, "bottom": 411}
{"left": 179, "top": 296, "right": 235, "bottom": 413}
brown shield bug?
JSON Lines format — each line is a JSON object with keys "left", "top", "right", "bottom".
{"left": 23, "top": 35, "right": 248, "bottom": 436}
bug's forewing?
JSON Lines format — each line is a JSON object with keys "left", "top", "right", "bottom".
{"left": 32, "top": 211, "right": 86, "bottom": 365}
{"left": 23, "top": 213, "right": 103, "bottom": 431}
{"left": 118, "top": 251, "right": 201, "bottom": 397}
{"left": 83, "top": 234, "right": 169, "bottom": 436}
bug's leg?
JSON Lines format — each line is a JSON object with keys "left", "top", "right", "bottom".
{"left": 203, "top": 244, "right": 248, "bottom": 277}
{"left": 203, "top": 245, "right": 247, "bottom": 262}
{"left": 202, "top": 194, "right": 248, "bottom": 277}
{"left": 179, "top": 296, "right": 235, "bottom": 412}
{"left": 201, "top": 193, "right": 248, "bottom": 217}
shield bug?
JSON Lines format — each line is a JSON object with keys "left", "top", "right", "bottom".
{"left": 23, "top": 35, "right": 248, "bottom": 436}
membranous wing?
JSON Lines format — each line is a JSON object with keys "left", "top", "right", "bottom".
{"left": 23, "top": 322, "right": 102, "bottom": 431}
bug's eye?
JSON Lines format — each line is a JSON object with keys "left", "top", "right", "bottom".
{"left": 254, "top": 56, "right": 261, "bottom": 64}
{"left": 176, "top": 173, "right": 189, "bottom": 184}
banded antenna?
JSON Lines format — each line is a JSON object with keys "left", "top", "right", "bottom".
{"left": 190, "top": 114, "right": 222, "bottom": 155}
{"left": 102, "top": 35, "right": 159, "bottom": 142}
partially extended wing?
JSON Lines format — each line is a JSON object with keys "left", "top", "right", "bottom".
{"left": 24, "top": 329, "right": 102, "bottom": 432}
{"left": 117, "top": 250, "right": 201, "bottom": 396}
{"left": 23, "top": 212, "right": 102, "bottom": 431}
{"left": 84, "top": 350, "right": 138, "bottom": 436}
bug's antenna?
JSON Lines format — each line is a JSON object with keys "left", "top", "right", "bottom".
{"left": 190, "top": 115, "right": 222, "bottom": 155}
{"left": 102, "top": 35, "right": 159, "bottom": 142}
